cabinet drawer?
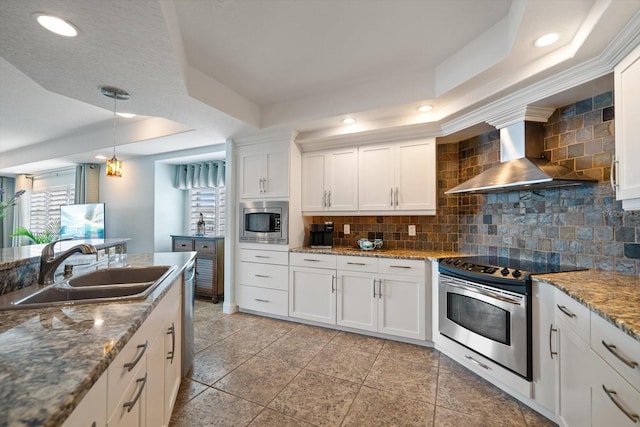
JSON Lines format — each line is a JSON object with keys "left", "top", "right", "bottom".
{"left": 240, "top": 249, "right": 289, "bottom": 265}
{"left": 592, "top": 353, "right": 640, "bottom": 427}
{"left": 194, "top": 239, "right": 216, "bottom": 257}
{"left": 591, "top": 313, "right": 640, "bottom": 392}
{"left": 173, "top": 238, "right": 193, "bottom": 252}
{"left": 337, "top": 255, "right": 378, "bottom": 273}
{"left": 239, "top": 285, "right": 288, "bottom": 316}
{"left": 555, "top": 290, "right": 590, "bottom": 343}
{"left": 290, "top": 252, "right": 336, "bottom": 269}
{"left": 378, "top": 258, "right": 425, "bottom": 277}
{"left": 239, "top": 262, "right": 288, "bottom": 291}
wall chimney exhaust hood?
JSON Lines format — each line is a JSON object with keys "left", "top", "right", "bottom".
{"left": 445, "top": 119, "right": 598, "bottom": 195}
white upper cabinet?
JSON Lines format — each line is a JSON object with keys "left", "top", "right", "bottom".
{"left": 302, "top": 148, "right": 358, "bottom": 212}
{"left": 238, "top": 141, "right": 289, "bottom": 199}
{"left": 614, "top": 44, "right": 640, "bottom": 210}
{"left": 359, "top": 138, "right": 436, "bottom": 214}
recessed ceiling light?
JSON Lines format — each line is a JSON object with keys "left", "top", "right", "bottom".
{"left": 534, "top": 33, "right": 559, "bottom": 48}
{"left": 95, "top": 155, "right": 108, "bottom": 160}
{"left": 342, "top": 117, "right": 356, "bottom": 124}
{"left": 417, "top": 105, "right": 433, "bottom": 112}
{"left": 34, "top": 13, "right": 79, "bottom": 37}
{"left": 116, "top": 112, "right": 136, "bottom": 118}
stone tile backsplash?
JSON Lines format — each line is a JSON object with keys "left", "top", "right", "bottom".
{"left": 308, "top": 91, "right": 640, "bottom": 275}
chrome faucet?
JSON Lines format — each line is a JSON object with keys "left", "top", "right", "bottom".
{"left": 39, "top": 238, "right": 97, "bottom": 285}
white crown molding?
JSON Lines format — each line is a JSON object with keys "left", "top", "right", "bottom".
{"left": 231, "top": 129, "right": 298, "bottom": 147}
{"left": 486, "top": 106, "right": 556, "bottom": 129}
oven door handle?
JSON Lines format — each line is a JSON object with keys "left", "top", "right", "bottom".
{"left": 446, "top": 282, "right": 522, "bottom": 305}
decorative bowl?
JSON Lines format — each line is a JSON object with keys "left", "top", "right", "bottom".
{"left": 358, "top": 238, "right": 383, "bottom": 250}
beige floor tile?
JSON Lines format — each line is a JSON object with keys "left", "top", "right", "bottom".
{"left": 379, "top": 340, "right": 440, "bottom": 366}
{"left": 214, "top": 355, "right": 301, "bottom": 405}
{"left": 169, "top": 387, "right": 264, "bottom": 427}
{"left": 174, "top": 378, "right": 208, "bottom": 408}
{"left": 364, "top": 353, "right": 439, "bottom": 403}
{"left": 436, "top": 364, "right": 526, "bottom": 424}
{"left": 215, "top": 326, "right": 287, "bottom": 354}
{"left": 257, "top": 334, "right": 326, "bottom": 368}
{"left": 343, "top": 385, "right": 435, "bottom": 426}
{"left": 328, "top": 331, "right": 385, "bottom": 354}
{"left": 286, "top": 323, "right": 338, "bottom": 343}
{"left": 305, "top": 342, "right": 377, "bottom": 383}
{"left": 434, "top": 405, "right": 526, "bottom": 427}
{"left": 190, "top": 345, "right": 253, "bottom": 385}
{"left": 268, "top": 369, "right": 360, "bottom": 426}
{"left": 248, "top": 408, "right": 315, "bottom": 427}
{"left": 519, "top": 402, "right": 557, "bottom": 426}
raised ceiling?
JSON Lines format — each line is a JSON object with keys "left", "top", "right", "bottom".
{"left": 0, "top": 0, "right": 639, "bottom": 174}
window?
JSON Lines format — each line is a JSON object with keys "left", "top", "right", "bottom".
{"left": 30, "top": 184, "right": 75, "bottom": 235}
{"left": 188, "top": 186, "right": 225, "bottom": 235}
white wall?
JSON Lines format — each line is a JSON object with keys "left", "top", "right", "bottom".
{"left": 154, "top": 162, "right": 185, "bottom": 252}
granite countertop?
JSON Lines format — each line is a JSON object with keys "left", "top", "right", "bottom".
{"left": 533, "top": 270, "right": 640, "bottom": 343}
{"left": 0, "top": 251, "right": 195, "bottom": 427}
{"left": 0, "top": 238, "right": 130, "bottom": 267}
{"left": 290, "top": 246, "right": 465, "bottom": 261}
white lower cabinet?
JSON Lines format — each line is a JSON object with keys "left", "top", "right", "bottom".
{"left": 592, "top": 357, "right": 640, "bottom": 426}
{"left": 531, "top": 282, "right": 557, "bottom": 415}
{"left": 238, "top": 248, "right": 289, "bottom": 316}
{"left": 62, "top": 372, "right": 108, "bottom": 427}
{"left": 289, "top": 253, "right": 337, "bottom": 324}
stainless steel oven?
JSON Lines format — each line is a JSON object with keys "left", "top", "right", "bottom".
{"left": 239, "top": 200, "right": 288, "bottom": 244}
{"left": 438, "top": 257, "right": 532, "bottom": 380}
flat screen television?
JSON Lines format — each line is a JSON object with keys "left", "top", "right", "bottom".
{"left": 60, "top": 203, "right": 105, "bottom": 239}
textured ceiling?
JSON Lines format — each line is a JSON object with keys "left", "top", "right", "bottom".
{"left": 0, "top": 0, "right": 639, "bottom": 175}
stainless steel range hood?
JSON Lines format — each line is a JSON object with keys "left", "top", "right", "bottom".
{"left": 445, "top": 121, "right": 597, "bottom": 194}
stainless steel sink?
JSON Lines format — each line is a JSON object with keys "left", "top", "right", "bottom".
{"left": 68, "top": 266, "right": 172, "bottom": 287}
{"left": 0, "top": 265, "right": 176, "bottom": 310}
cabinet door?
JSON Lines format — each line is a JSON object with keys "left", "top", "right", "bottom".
{"left": 62, "top": 372, "right": 107, "bottom": 427}
{"left": 395, "top": 139, "right": 436, "bottom": 211}
{"left": 532, "top": 282, "right": 558, "bottom": 413}
{"left": 108, "top": 362, "right": 146, "bottom": 427}
{"left": 238, "top": 150, "right": 265, "bottom": 199}
{"left": 337, "top": 271, "right": 377, "bottom": 332}
{"left": 557, "top": 317, "right": 592, "bottom": 427}
{"left": 302, "top": 152, "right": 327, "bottom": 211}
{"left": 592, "top": 356, "right": 640, "bottom": 427}
{"left": 615, "top": 44, "right": 640, "bottom": 207}
{"left": 377, "top": 274, "right": 425, "bottom": 340}
{"left": 289, "top": 266, "right": 336, "bottom": 325}
{"left": 326, "top": 148, "right": 358, "bottom": 211}
{"left": 358, "top": 144, "right": 394, "bottom": 211}
{"left": 264, "top": 148, "right": 289, "bottom": 198}
{"left": 146, "top": 330, "right": 165, "bottom": 427}
{"left": 164, "top": 304, "right": 181, "bottom": 426}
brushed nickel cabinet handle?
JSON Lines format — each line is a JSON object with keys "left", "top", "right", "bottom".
{"left": 378, "top": 279, "right": 383, "bottom": 299}
{"left": 611, "top": 158, "right": 619, "bottom": 193}
{"left": 395, "top": 187, "right": 399, "bottom": 207}
{"left": 322, "top": 191, "right": 327, "bottom": 208}
{"left": 549, "top": 325, "right": 558, "bottom": 359}
{"left": 347, "top": 262, "right": 366, "bottom": 266}
{"left": 390, "top": 188, "right": 394, "bottom": 206}
{"left": 390, "top": 265, "right": 411, "bottom": 269}
{"left": 602, "top": 340, "right": 639, "bottom": 369}
{"left": 331, "top": 275, "right": 336, "bottom": 293}
{"left": 372, "top": 279, "right": 377, "bottom": 298}
{"left": 602, "top": 385, "right": 639, "bottom": 423}
{"left": 123, "top": 373, "right": 147, "bottom": 412}
{"left": 255, "top": 274, "right": 270, "bottom": 278}
{"left": 167, "top": 323, "right": 175, "bottom": 364}
{"left": 254, "top": 255, "right": 269, "bottom": 259}
{"left": 327, "top": 190, "right": 331, "bottom": 208}
{"left": 123, "top": 341, "right": 148, "bottom": 372}
{"left": 254, "top": 298, "right": 270, "bottom": 303}
{"left": 556, "top": 304, "right": 576, "bottom": 318}
{"left": 303, "top": 258, "right": 321, "bottom": 262}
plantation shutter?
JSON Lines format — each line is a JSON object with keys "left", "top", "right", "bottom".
{"left": 29, "top": 184, "right": 75, "bottom": 235}
{"left": 188, "top": 187, "right": 225, "bottom": 235}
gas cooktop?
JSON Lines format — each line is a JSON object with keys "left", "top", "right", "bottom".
{"left": 439, "top": 256, "right": 585, "bottom": 286}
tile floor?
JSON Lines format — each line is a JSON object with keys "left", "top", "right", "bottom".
{"left": 169, "top": 298, "right": 557, "bottom": 427}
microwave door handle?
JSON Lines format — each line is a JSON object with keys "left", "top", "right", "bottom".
{"left": 446, "top": 282, "right": 522, "bottom": 305}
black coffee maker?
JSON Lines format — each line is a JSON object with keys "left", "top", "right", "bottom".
{"left": 309, "top": 222, "right": 334, "bottom": 248}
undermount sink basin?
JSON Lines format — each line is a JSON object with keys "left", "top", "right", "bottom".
{"left": 0, "top": 265, "right": 176, "bottom": 311}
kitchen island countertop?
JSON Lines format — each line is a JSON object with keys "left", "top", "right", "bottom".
{"left": 0, "top": 251, "right": 195, "bottom": 427}
{"left": 533, "top": 270, "right": 640, "bottom": 343}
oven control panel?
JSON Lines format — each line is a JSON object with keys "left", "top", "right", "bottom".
{"left": 439, "top": 257, "right": 530, "bottom": 285}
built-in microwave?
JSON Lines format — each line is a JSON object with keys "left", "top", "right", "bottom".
{"left": 239, "top": 201, "right": 288, "bottom": 244}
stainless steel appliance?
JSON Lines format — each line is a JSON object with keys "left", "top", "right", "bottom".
{"left": 182, "top": 258, "right": 196, "bottom": 376}
{"left": 239, "top": 200, "right": 288, "bottom": 244}
{"left": 438, "top": 256, "right": 584, "bottom": 381}
{"left": 309, "top": 222, "right": 334, "bottom": 248}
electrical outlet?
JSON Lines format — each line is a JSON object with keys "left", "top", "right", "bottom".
{"left": 344, "top": 224, "right": 350, "bottom": 235}
{"left": 408, "top": 224, "right": 416, "bottom": 236}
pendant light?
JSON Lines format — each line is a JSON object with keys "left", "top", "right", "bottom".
{"left": 101, "top": 86, "right": 130, "bottom": 177}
